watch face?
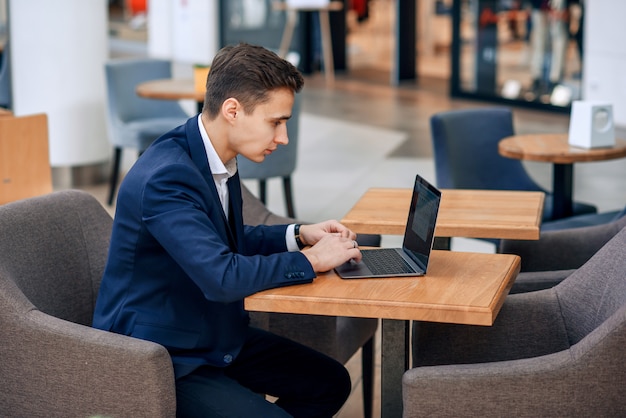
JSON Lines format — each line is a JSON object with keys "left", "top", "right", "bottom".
{"left": 593, "top": 108, "right": 612, "bottom": 133}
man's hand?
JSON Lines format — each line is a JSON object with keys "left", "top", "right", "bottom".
{"left": 299, "top": 221, "right": 362, "bottom": 273}
{"left": 298, "top": 220, "right": 356, "bottom": 246}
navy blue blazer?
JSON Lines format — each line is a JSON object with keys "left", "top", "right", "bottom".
{"left": 93, "top": 117, "right": 315, "bottom": 379}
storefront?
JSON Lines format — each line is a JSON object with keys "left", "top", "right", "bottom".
{"left": 450, "top": 0, "right": 584, "bottom": 111}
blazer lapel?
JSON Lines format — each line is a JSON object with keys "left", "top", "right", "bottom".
{"left": 185, "top": 118, "right": 214, "bottom": 191}
{"left": 227, "top": 173, "right": 244, "bottom": 250}
{"left": 183, "top": 118, "right": 239, "bottom": 250}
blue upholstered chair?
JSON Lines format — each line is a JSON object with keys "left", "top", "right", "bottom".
{"left": 540, "top": 205, "right": 626, "bottom": 232}
{"left": 430, "top": 107, "right": 597, "bottom": 221}
{"left": 237, "top": 93, "right": 302, "bottom": 218}
{"left": 405, "top": 226, "right": 626, "bottom": 416}
{"left": 0, "top": 41, "right": 12, "bottom": 109}
{"left": 104, "top": 58, "right": 189, "bottom": 205}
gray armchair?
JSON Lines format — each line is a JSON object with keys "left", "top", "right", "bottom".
{"left": 404, "top": 226, "right": 626, "bottom": 417}
{"left": 500, "top": 210, "right": 626, "bottom": 293}
{"left": 0, "top": 190, "right": 175, "bottom": 417}
{"left": 242, "top": 183, "right": 379, "bottom": 418}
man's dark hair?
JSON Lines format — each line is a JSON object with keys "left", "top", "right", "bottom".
{"left": 202, "top": 43, "right": 304, "bottom": 119}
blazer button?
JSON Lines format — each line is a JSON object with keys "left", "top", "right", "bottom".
{"left": 223, "top": 354, "right": 233, "bottom": 364}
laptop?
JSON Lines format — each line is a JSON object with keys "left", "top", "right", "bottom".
{"left": 335, "top": 174, "right": 441, "bottom": 279}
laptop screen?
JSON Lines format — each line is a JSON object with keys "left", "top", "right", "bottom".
{"left": 401, "top": 175, "right": 441, "bottom": 271}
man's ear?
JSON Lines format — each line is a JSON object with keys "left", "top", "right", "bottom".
{"left": 221, "top": 98, "right": 240, "bottom": 123}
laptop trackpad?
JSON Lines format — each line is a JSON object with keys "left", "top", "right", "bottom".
{"left": 334, "top": 259, "right": 372, "bottom": 279}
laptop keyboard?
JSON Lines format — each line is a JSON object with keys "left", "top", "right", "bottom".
{"left": 361, "top": 249, "right": 416, "bottom": 275}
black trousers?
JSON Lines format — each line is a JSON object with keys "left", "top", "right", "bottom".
{"left": 175, "top": 327, "right": 352, "bottom": 418}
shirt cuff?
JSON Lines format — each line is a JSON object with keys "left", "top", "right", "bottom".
{"left": 285, "top": 223, "right": 300, "bottom": 252}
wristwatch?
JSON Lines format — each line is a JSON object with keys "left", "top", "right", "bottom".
{"left": 294, "top": 224, "right": 306, "bottom": 250}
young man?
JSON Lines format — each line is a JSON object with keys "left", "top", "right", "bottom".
{"left": 93, "top": 43, "right": 362, "bottom": 417}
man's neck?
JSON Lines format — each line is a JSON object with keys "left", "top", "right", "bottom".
{"left": 200, "top": 112, "right": 236, "bottom": 164}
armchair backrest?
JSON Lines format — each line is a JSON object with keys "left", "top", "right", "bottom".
{"left": 0, "top": 190, "right": 112, "bottom": 326}
{"left": 0, "top": 191, "right": 176, "bottom": 417}
{"left": 556, "top": 226, "right": 626, "bottom": 345}
{"left": 104, "top": 58, "right": 188, "bottom": 136}
{"left": 430, "top": 107, "right": 545, "bottom": 191}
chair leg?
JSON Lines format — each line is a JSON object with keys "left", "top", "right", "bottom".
{"left": 282, "top": 176, "right": 296, "bottom": 218}
{"left": 259, "top": 180, "right": 267, "bottom": 205}
{"left": 107, "top": 147, "right": 122, "bottom": 206}
{"left": 361, "top": 336, "right": 374, "bottom": 418}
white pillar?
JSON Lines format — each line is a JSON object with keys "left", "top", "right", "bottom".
{"left": 8, "top": 0, "right": 109, "bottom": 167}
{"left": 147, "top": 0, "right": 219, "bottom": 66}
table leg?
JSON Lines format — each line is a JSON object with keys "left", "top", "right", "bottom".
{"left": 392, "top": 0, "right": 417, "bottom": 84}
{"left": 381, "top": 319, "right": 410, "bottom": 418}
{"left": 552, "top": 163, "right": 573, "bottom": 219}
{"left": 318, "top": 10, "right": 335, "bottom": 86}
{"left": 278, "top": 9, "right": 297, "bottom": 59}
{"left": 433, "top": 237, "right": 451, "bottom": 250}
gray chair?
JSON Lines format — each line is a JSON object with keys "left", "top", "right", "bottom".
{"left": 404, "top": 226, "right": 626, "bottom": 417}
{"left": 0, "top": 40, "right": 12, "bottom": 109}
{"left": 237, "top": 93, "right": 302, "bottom": 218}
{"left": 104, "top": 58, "right": 189, "bottom": 206}
{"left": 500, "top": 208, "right": 626, "bottom": 294}
{"left": 430, "top": 107, "right": 597, "bottom": 221}
{"left": 0, "top": 190, "right": 175, "bottom": 417}
{"left": 0, "top": 188, "right": 377, "bottom": 417}
{"left": 242, "top": 184, "right": 379, "bottom": 418}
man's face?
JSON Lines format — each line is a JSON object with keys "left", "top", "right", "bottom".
{"left": 231, "top": 88, "right": 294, "bottom": 163}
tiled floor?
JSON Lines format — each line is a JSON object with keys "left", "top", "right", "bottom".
{"left": 75, "top": 8, "right": 626, "bottom": 418}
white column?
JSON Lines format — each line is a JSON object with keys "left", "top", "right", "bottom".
{"left": 8, "top": 0, "right": 110, "bottom": 167}
{"left": 147, "top": 0, "right": 219, "bottom": 66}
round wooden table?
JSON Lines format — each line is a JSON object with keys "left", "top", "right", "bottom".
{"left": 499, "top": 134, "right": 626, "bottom": 219}
{"left": 136, "top": 78, "right": 204, "bottom": 113}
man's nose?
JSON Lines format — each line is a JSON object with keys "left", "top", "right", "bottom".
{"left": 275, "top": 125, "right": 289, "bottom": 145}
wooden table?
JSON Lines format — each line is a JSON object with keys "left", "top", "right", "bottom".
{"left": 136, "top": 78, "right": 204, "bottom": 113}
{"left": 341, "top": 188, "right": 545, "bottom": 240}
{"left": 499, "top": 134, "right": 626, "bottom": 219}
{"left": 246, "top": 250, "right": 521, "bottom": 418}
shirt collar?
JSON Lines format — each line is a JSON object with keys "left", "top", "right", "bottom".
{"left": 197, "top": 114, "right": 237, "bottom": 178}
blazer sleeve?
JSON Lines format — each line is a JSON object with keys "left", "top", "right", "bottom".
{"left": 141, "top": 161, "right": 315, "bottom": 304}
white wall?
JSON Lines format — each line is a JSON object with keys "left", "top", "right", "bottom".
{"left": 583, "top": 0, "right": 626, "bottom": 128}
{"left": 9, "top": 0, "right": 110, "bottom": 166}
{"left": 147, "top": 0, "right": 219, "bottom": 66}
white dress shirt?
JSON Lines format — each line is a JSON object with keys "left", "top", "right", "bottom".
{"left": 196, "top": 115, "right": 299, "bottom": 251}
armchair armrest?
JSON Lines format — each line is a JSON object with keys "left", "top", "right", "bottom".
{"left": 0, "top": 310, "right": 175, "bottom": 417}
{"left": 499, "top": 218, "right": 625, "bottom": 272}
{"left": 510, "top": 269, "right": 575, "bottom": 294}
{"left": 404, "top": 349, "right": 576, "bottom": 417}
{"left": 413, "top": 289, "right": 570, "bottom": 367}
{"left": 405, "top": 304, "right": 626, "bottom": 417}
